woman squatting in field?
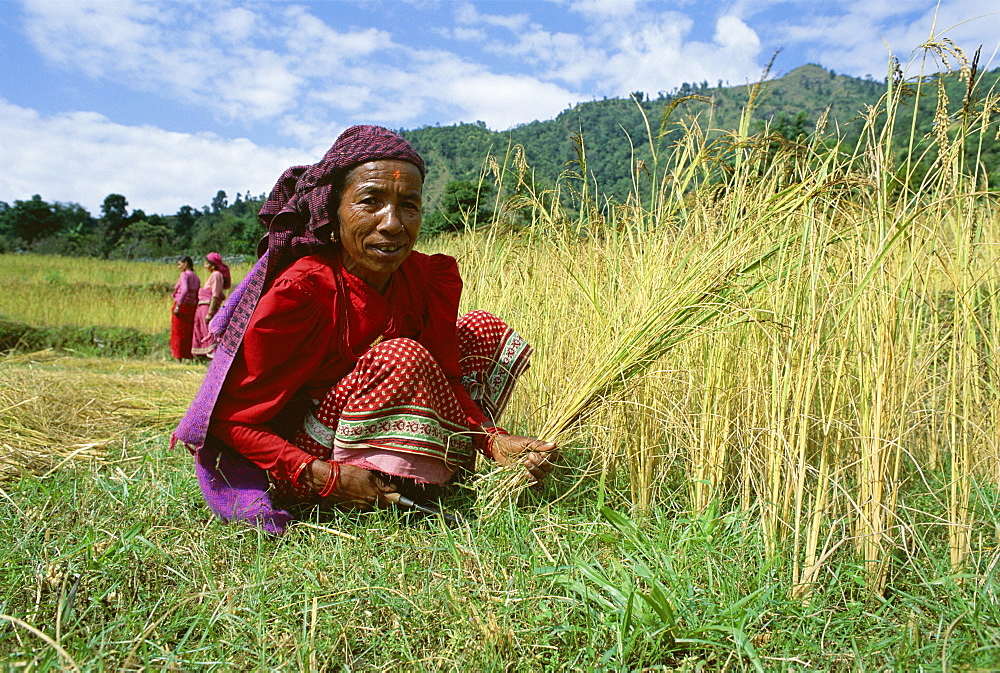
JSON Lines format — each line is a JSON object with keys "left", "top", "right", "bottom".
{"left": 172, "top": 125, "right": 555, "bottom": 534}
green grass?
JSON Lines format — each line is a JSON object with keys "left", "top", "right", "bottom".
{"left": 2, "top": 432, "right": 998, "bottom": 670}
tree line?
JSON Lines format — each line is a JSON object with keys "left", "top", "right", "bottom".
{"left": 0, "top": 190, "right": 271, "bottom": 259}
{"left": 5, "top": 63, "right": 997, "bottom": 259}
{"left": 0, "top": 179, "right": 494, "bottom": 259}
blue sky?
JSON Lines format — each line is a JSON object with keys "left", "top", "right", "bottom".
{"left": 1, "top": 0, "right": 997, "bottom": 215}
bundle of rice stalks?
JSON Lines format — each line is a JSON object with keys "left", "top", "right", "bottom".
{"left": 0, "top": 351, "right": 200, "bottom": 481}
{"left": 475, "top": 177, "right": 833, "bottom": 517}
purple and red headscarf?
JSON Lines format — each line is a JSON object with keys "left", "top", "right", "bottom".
{"left": 258, "top": 124, "right": 425, "bottom": 280}
{"left": 171, "top": 125, "right": 424, "bottom": 535}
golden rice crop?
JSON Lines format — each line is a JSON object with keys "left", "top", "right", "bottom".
{"left": 2, "top": 46, "right": 997, "bottom": 598}
{"left": 452, "top": 48, "right": 1000, "bottom": 592}
{"left": 0, "top": 255, "right": 251, "bottom": 332}
{"left": 0, "top": 351, "right": 201, "bottom": 480}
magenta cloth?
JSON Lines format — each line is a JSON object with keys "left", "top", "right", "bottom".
{"left": 172, "top": 125, "right": 425, "bottom": 535}
{"left": 205, "top": 252, "right": 232, "bottom": 290}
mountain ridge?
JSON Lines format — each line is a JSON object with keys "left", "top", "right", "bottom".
{"left": 404, "top": 62, "right": 1000, "bottom": 209}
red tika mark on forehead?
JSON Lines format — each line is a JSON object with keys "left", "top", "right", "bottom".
{"left": 392, "top": 169, "right": 401, "bottom": 180}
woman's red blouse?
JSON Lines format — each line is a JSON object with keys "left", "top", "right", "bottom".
{"left": 209, "top": 249, "right": 488, "bottom": 480}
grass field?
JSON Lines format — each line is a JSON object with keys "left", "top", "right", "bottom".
{"left": 0, "top": 256, "right": 252, "bottom": 334}
{"left": 3, "top": 58, "right": 1000, "bottom": 669}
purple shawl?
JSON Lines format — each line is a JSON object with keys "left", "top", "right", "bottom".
{"left": 171, "top": 125, "right": 424, "bottom": 535}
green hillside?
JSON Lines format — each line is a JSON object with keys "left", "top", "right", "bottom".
{"left": 405, "top": 63, "right": 1000, "bottom": 212}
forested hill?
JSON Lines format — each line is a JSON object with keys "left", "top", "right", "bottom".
{"left": 3, "top": 63, "right": 999, "bottom": 258}
{"left": 406, "top": 63, "right": 1000, "bottom": 213}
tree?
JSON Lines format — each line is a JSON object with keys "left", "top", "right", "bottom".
{"left": 115, "top": 218, "right": 173, "bottom": 259}
{"left": 211, "top": 190, "right": 228, "bottom": 214}
{"left": 101, "top": 194, "right": 129, "bottom": 225}
{"left": 0, "top": 195, "right": 63, "bottom": 243}
{"left": 99, "top": 193, "right": 131, "bottom": 251}
{"left": 771, "top": 110, "right": 811, "bottom": 140}
{"left": 172, "top": 205, "right": 201, "bottom": 247}
{"left": 422, "top": 180, "right": 495, "bottom": 237}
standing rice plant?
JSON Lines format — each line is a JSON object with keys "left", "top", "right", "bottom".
{"left": 468, "top": 92, "right": 855, "bottom": 517}
{"left": 450, "top": 38, "right": 1000, "bottom": 598}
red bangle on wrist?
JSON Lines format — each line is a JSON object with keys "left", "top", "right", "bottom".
{"left": 292, "top": 459, "right": 313, "bottom": 487}
{"left": 482, "top": 426, "right": 509, "bottom": 460}
{"left": 317, "top": 461, "right": 340, "bottom": 498}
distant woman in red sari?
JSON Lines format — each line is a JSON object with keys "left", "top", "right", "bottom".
{"left": 170, "top": 256, "right": 200, "bottom": 361}
{"left": 173, "top": 125, "right": 555, "bottom": 534}
{"left": 191, "top": 252, "right": 231, "bottom": 359}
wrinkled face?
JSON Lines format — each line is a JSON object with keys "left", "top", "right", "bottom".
{"left": 337, "top": 159, "right": 422, "bottom": 292}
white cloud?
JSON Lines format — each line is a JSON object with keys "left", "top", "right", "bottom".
{"left": 757, "top": 0, "right": 1000, "bottom": 76}
{"left": 450, "top": 26, "right": 488, "bottom": 42}
{"left": 21, "top": 0, "right": 391, "bottom": 124}
{"left": 456, "top": 3, "right": 531, "bottom": 31}
{"left": 301, "top": 49, "right": 581, "bottom": 130}
{"left": 19, "top": 0, "right": 581, "bottom": 134}
{"left": 414, "top": 52, "right": 581, "bottom": 127}
{"left": 715, "top": 15, "right": 761, "bottom": 52}
{"left": 564, "top": 0, "right": 646, "bottom": 18}
{"left": 455, "top": 3, "right": 764, "bottom": 97}
{"left": 593, "top": 14, "right": 762, "bottom": 94}
{"left": 0, "top": 99, "right": 308, "bottom": 214}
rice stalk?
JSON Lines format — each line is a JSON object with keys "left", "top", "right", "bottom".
{"left": 0, "top": 351, "right": 199, "bottom": 480}
{"left": 476, "top": 168, "right": 839, "bottom": 516}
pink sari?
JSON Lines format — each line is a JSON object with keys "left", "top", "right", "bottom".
{"left": 192, "top": 270, "right": 226, "bottom": 357}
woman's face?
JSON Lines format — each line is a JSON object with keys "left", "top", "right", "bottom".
{"left": 177, "top": 259, "right": 190, "bottom": 271}
{"left": 337, "top": 159, "right": 422, "bottom": 291}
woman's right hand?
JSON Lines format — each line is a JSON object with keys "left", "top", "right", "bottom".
{"left": 301, "top": 460, "right": 396, "bottom": 510}
{"left": 490, "top": 434, "right": 557, "bottom": 484}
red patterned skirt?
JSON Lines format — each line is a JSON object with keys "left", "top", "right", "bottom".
{"left": 273, "top": 310, "right": 533, "bottom": 504}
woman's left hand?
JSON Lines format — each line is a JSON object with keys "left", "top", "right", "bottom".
{"left": 490, "top": 434, "right": 557, "bottom": 483}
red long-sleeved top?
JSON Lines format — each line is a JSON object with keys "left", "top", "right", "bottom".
{"left": 209, "top": 249, "right": 488, "bottom": 480}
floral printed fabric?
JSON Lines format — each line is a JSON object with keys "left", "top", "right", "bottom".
{"left": 272, "top": 310, "right": 533, "bottom": 504}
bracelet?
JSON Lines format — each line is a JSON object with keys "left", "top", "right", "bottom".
{"left": 317, "top": 461, "right": 340, "bottom": 498}
{"left": 292, "top": 459, "right": 312, "bottom": 487}
{"left": 483, "top": 426, "right": 509, "bottom": 460}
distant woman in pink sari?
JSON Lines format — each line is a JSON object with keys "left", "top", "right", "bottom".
{"left": 171, "top": 256, "right": 200, "bottom": 361}
{"left": 192, "top": 252, "right": 231, "bottom": 359}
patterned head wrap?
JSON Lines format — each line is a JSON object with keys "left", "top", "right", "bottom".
{"left": 258, "top": 125, "right": 425, "bottom": 279}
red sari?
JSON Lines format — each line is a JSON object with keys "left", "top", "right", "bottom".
{"left": 170, "top": 269, "right": 200, "bottom": 359}
{"left": 208, "top": 250, "right": 532, "bottom": 504}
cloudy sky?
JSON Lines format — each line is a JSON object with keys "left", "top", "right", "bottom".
{"left": 1, "top": 0, "right": 997, "bottom": 215}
